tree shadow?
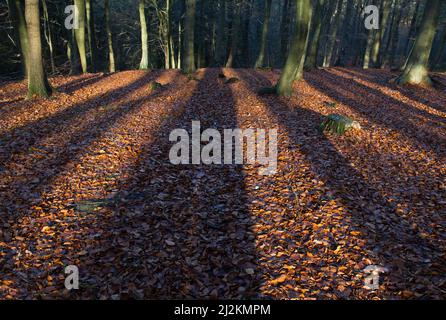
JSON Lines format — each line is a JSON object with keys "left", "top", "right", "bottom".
{"left": 0, "top": 71, "right": 175, "bottom": 272}
{"left": 338, "top": 68, "right": 446, "bottom": 115}
{"left": 0, "top": 71, "right": 163, "bottom": 167}
{"left": 234, "top": 69, "right": 445, "bottom": 299}
{"left": 58, "top": 73, "right": 112, "bottom": 94}
{"left": 1, "top": 69, "right": 261, "bottom": 299}
{"left": 304, "top": 69, "right": 446, "bottom": 160}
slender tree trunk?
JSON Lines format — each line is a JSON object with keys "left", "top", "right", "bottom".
{"left": 74, "top": 0, "right": 87, "bottom": 73}
{"left": 226, "top": 0, "right": 240, "bottom": 67}
{"left": 85, "top": 0, "right": 97, "bottom": 72}
{"left": 403, "top": 1, "right": 422, "bottom": 58}
{"left": 166, "top": 0, "right": 174, "bottom": 68}
{"left": 279, "top": 0, "right": 291, "bottom": 65}
{"left": 254, "top": 0, "right": 272, "bottom": 68}
{"left": 139, "top": 0, "right": 149, "bottom": 70}
{"left": 385, "top": 0, "right": 403, "bottom": 69}
{"left": 396, "top": 0, "right": 441, "bottom": 85}
{"left": 183, "top": 0, "right": 196, "bottom": 74}
{"left": 25, "top": 0, "right": 52, "bottom": 98}
{"left": 69, "top": 28, "right": 82, "bottom": 74}
{"left": 104, "top": 0, "right": 115, "bottom": 73}
{"left": 323, "top": 0, "right": 343, "bottom": 67}
{"left": 276, "top": 0, "right": 312, "bottom": 97}
{"left": 369, "top": 0, "right": 391, "bottom": 67}
{"left": 215, "top": 0, "right": 227, "bottom": 66}
{"left": 42, "top": 0, "right": 55, "bottom": 74}
{"left": 177, "top": 18, "right": 182, "bottom": 69}
{"left": 8, "top": 0, "right": 29, "bottom": 77}
{"left": 305, "top": 0, "right": 325, "bottom": 69}
{"left": 337, "top": 0, "right": 354, "bottom": 66}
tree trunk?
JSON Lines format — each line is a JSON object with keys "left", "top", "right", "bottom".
{"left": 215, "top": 0, "right": 227, "bottom": 66}
{"left": 279, "top": 0, "right": 292, "bottom": 66}
{"left": 370, "top": 0, "right": 391, "bottom": 67}
{"left": 276, "top": 0, "right": 312, "bottom": 97}
{"left": 254, "top": 0, "right": 272, "bottom": 68}
{"left": 8, "top": 0, "right": 29, "bottom": 77}
{"left": 166, "top": 0, "right": 174, "bottom": 68}
{"left": 139, "top": 0, "right": 149, "bottom": 70}
{"left": 183, "top": 0, "right": 196, "bottom": 74}
{"left": 403, "top": 1, "right": 422, "bottom": 58}
{"left": 337, "top": 0, "right": 354, "bottom": 66}
{"left": 385, "top": 0, "right": 403, "bottom": 69}
{"left": 42, "top": 0, "right": 55, "bottom": 74}
{"left": 323, "top": 0, "right": 343, "bottom": 67}
{"left": 226, "top": 0, "right": 240, "bottom": 68}
{"left": 104, "top": 0, "right": 115, "bottom": 73}
{"left": 86, "top": 0, "right": 97, "bottom": 72}
{"left": 74, "top": 0, "right": 87, "bottom": 73}
{"left": 305, "top": 0, "right": 325, "bottom": 69}
{"left": 396, "top": 0, "right": 441, "bottom": 85}
{"left": 25, "top": 0, "right": 52, "bottom": 98}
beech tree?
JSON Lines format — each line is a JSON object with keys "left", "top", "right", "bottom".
{"left": 276, "top": 0, "right": 312, "bottom": 97}
{"left": 139, "top": 0, "right": 149, "bottom": 70}
{"left": 25, "top": 0, "right": 52, "bottom": 98}
{"left": 182, "top": 0, "right": 196, "bottom": 74}
{"left": 396, "top": 0, "right": 442, "bottom": 85}
{"left": 74, "top": 0, "right": 87, "bottom": 73}
{"left": 254, "top": 0, "right": 272, "bottom": 68}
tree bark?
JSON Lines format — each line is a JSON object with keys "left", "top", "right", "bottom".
{"left": 370, "top": 0, "right": 391, "bottom": 67}
{"left": 215, "top": 0, "right": 227, "bottom": 66}
{"left": 396, "top": 0, "right": 441, "bottom": 85}
{"left": 139, "top": 0, "right": 149, "bottom": 70}
{"left": 74, "top": 0, "right": 88, "bottom": 73}
{"left": 86, "top": 0, "right": 97, "bottom": 72}
{"left": 8, "top": 0, "right": 29, "bottom": 77}
{"left": 42, "top": 0, "right": 55, "bottom": 74}
{"left": 305, "top": 0, "right": 325, "bottom": 69}
{"left": 323, "top": 0, "right": 343, "bottom": 67}
{"left": 226, "top": 0, "right": 240, "bottom": 68}
{"left": 276, "top": 0, "right": 312, "bottom": 97}
{"left": 254, "top": 0, "right": 272, "bottom": 68}
{"left": 183, "top": 0, "right": 196, "bottom": 74}
{"left": 279, "top": 0, "right": 292, "bottom": 66}
{"left": 104, "top": 0, "right": 115, "bottom": 73}
{"left": 25, "top": 0, "right": 52, "bottom": 98}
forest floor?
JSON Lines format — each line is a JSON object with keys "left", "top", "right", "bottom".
{"left": 0, "top": 68, "right": 445, "bottom": 300}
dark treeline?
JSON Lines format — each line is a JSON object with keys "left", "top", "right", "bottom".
{"left": 1, "top": 0, "right": 445, "bottom": 97}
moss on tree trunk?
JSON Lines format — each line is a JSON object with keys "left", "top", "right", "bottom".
{"left": 396, "top": 0, "right": 441, "bottom": 86}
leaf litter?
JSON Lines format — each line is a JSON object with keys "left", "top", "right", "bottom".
{"left": 0, "top": 68, "right": 445, "bottom": 299}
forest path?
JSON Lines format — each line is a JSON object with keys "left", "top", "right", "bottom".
{"left": 0, "top": 68, "right": 445, "bottom": 299}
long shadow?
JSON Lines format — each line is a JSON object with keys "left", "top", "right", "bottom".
{"left": 338, "top": 68, "right": 446, "bottom": 116}
{"left": 0, "top": 71, "right": 170, "bottom": 235}
{"left": 304, "top": 69, "right": 446, "bottom": 160}
{"left": 59, "top": 74, "right": 110, "bottom": 94}
{"left": 0, "top": 71, "right": 162, "bottom": 167}
{"left": 63, "top": 68, "right": 260, "bottom": 299}
{"left": 0, "top": 74, "right": 113, "bottom": 130}
{"left": 235, "top": 69, "right": 445, "bottom": 299}
{"left": 0, "top": 69, "right": 260, "bottom": 299}
{"left": 0, "top": 71, "right": 201, "bottom": 297}
{"left": 332, "top": 68, "right": 446, "bottom": 124}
